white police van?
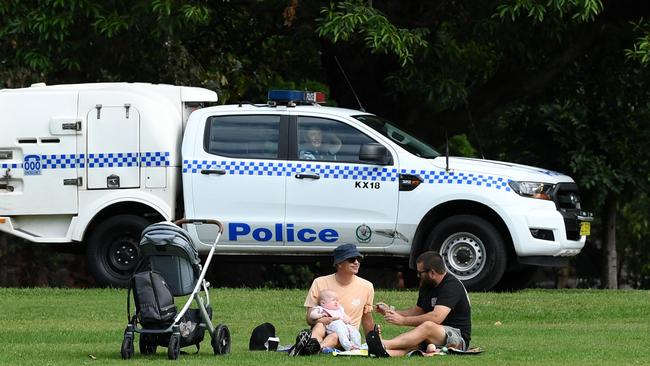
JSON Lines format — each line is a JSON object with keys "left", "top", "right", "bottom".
{"left": 0, "top": 83, "right": 592, "bottom": 290}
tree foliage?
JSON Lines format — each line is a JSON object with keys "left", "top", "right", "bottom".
{"left": 0, "top": 0, "right": 325, "bottom": 101}
{"left": 2, "top": 0, "right": 650, "bottom": 287}
{"left": 317, "top": 1, "right": 429, "bottom": 66}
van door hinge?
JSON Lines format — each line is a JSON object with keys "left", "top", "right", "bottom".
{"left": 62, "top": 121, "right": 82, "bottom": 131}
{"left": 124, "top": 103, "right": 131, "bottom": 119}
{"left": 63, "top": 177, "right": 83, "bottom": 186}
{"left": 96, "top": 104, "right": 102, "bottom": 119}
{"left": 1, "top": 168, "right": 14, "bottom": 192}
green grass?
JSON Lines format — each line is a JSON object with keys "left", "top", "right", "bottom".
{"left": 0, "top": 288, "right": 648, "bottom": 365}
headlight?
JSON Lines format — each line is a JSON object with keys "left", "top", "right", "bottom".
{"left": 508, "top": 181, "right": 555, "bottom": 200}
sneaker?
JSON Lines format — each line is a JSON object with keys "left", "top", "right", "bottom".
{"left": 288, "top": 330, "right": 320, "bottom": 356}
{"left": 366, "top": 325, "right": 390, "bottom": 358}
{"left": 303, "top": 337, "right": 321, "bottom": 355}
{"left": 288, "top": 330, "right": 310, "bottom": 356}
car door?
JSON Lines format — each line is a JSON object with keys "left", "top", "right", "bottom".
{"left": 86, "top": 105, "right": 140, "bottom": 189}
{"left": 284, "top": 114, "right": 399, "bottom": 249}
{"left": 185, "top": 112, "right": 289, "bottom": 247}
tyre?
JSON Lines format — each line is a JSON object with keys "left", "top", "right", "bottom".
{"left": 86, "top": 215, "right": 150, "bottom": 287}
{"left": 139, "top": 333, "right": 157, "bottom": 355}
{"left": 212, "top": 324, "right": 231, "bottom": 355}
{"left": 425, "top": 215, "right": 506, "bottom": 291}
{"left": 121, "top": 333, "right": 134, "bottom": 359}
{"left": 168, "top": 334, "right": 180, "bottom": 360}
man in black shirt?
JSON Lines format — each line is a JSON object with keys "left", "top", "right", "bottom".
{"left": 369, "top": 251, "right": 471, "bottom": 357}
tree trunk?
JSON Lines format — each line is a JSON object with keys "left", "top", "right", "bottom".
{"left": 602, "top": 193, "right": 618, "bottom": 289}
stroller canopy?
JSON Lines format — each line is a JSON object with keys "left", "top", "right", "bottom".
{"left": 139, "top": 221, "right": 201, "bottom": 295}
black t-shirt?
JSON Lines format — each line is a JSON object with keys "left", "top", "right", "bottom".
{"left": 416, "top": 273, "right": 472, "bottom": 344}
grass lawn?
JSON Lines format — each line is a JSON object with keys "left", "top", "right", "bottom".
{"left": 0, "top": 287, "right": 648, "bottom": 365}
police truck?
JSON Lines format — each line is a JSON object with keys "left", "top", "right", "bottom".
{"left": 0, "top": 83, "right": 592, "bottom": 290}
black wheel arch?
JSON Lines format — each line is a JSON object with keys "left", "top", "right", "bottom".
{"left": 409, "top": 200, "right": 515, "bottom": 270}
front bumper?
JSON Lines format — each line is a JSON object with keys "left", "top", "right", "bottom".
{"left": 507, "top": 205, "right": 592, "bottom": 257}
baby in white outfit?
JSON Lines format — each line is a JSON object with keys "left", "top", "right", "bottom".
{"left": 309, "top": 289, "right": 361, "bottom": 351}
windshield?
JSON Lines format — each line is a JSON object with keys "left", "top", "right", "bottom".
{"left": 354, "top": 115, "right": 440, "bottom": 158}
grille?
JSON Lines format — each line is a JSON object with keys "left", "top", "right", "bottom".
{"left": 553, "top": 183, "right": 580, "bottom": 210}
{"left": 552, "top": 183, "right": 582, "bottom": 241}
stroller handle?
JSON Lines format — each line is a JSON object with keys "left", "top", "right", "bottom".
{"left": 173, "top": 218, "right": 224, "bottom": 234}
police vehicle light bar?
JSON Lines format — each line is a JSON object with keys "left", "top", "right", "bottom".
{"left": 267, "top": 89, "right": 326, "bottom": 105}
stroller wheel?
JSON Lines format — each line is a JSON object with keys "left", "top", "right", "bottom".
{"left": 212, "top": 324, "right": 231, "bottom": 355}
{"left": 168, "top": 334, "right": 180, "bottom": 360}
{"left": 139, "top": 334, "right": 157, "bottom": 355}
{"left": 121, "top": 333, "right": 134, "bottom": 359}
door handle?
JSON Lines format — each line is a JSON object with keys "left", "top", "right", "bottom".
{"left": 201, "top": 169, "right": 226, "bottom": 175}
{"left": 295, "top": 173, "right": 320, "bottom": 180}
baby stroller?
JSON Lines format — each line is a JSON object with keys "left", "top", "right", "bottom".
{"left": 120, "top": 219, "right": 231, "bottom": 360}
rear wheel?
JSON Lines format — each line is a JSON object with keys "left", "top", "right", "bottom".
{"left": 86, "top": 215, "right": 150, "bottom": 287}
{"left": 139, "top": 333, "right": 157, "bottom": 355}
{"left": 425, "top": 215, "right": 506, "bottom": 291}
{"left": 212, "top": 324, "right": 231, "bottom": 355}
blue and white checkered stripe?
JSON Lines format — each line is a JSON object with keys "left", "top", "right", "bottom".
{"left": 141, "top": 152, "right": 171, "bottom": 167}
{"left": 288, "top": 163, "right": 397, "bottom": 181}
{"left": 403, "top": 169, "right": 511, "bottom": 191}
{"left": 3, "top": 151, "right": 170, "bottom": 170}
{"left": 2, "top": 155, "right": 86, "bottom": 169}
{"left": 41, "top": 154, "right": 87, "bottom": 169}
{"left": 88, "top": 153, "right": 138, "bottom": 168}
{"left": 537, "top": 169, "right": 563, "bottom": 176}
{"left": 182, "top": 160, "right": 398, "bottom": 181}
{"left": 182, "top": 160, "right": 511, "bottom": 191}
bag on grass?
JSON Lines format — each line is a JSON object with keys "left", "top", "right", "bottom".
{"left": 132, "top": 270, "right": 177, "bottom": 326}
{"left": 249, "top": 322, "right": 276, "bottom": 350}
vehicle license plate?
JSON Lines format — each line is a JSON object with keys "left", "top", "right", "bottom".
{"left": 579, "top": 222, "right": 591, "bottom": 236}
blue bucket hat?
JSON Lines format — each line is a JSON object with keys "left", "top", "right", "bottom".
{"left": 333, "top": 243, "right": 363, "bottom": 265}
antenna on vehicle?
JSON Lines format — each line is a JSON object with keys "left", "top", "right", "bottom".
{"left": 334, "top": 56, "right": 365, "bottom": 112}
{"left": 445, "top": 129, "right": 450, "bottom": 172}
{"left": 464, "top": 97, "right": 485, "bottom": 159}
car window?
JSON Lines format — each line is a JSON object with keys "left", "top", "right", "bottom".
{"left": 204, "top": 115, "right": 280, "bottom": 159}
{"left": 354, "top": 115, "right": 440, "bottom": 158}
{"left": 297, "top": 117, "right": 377, "bottom": 163}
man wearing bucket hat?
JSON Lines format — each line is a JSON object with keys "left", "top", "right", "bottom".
{"left": 289, "top": 243, "right": 375, "bottom": 356}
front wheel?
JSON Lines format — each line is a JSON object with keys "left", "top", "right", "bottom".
{"left": 168, "top": 334, "right": 180, "bottom": 360}
{"left": 212, "top": 324, "right": 231, "bottom": 355}
{"left": 121, "top": 332, "right": 134, "bottom": 359}
{"left": 425, "top": 215, "right": 506, "bottom": 291}
{"left": 85, "top": 215, "right": 150, "bottom": 287}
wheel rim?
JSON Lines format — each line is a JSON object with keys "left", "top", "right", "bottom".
{"left": 107, "top": 235, "right": 139, "bottom": 274}
{"left": 440, "top": 232, "right": 486, "bottom": 281}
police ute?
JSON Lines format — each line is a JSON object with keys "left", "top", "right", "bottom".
{"left": 0, "top": 83, "right": 593, "bottom": 290}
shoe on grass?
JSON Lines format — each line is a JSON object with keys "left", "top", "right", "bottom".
{"left": 366, "top": 325, "right": 390, "bottom": 358}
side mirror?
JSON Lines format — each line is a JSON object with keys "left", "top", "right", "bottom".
{"left": 359, "top": 143, "right": 391, "bottom": 165}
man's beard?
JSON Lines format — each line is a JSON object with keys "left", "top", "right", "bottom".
{"left": 420, "top": 277, "right": 437, "bottom": 288}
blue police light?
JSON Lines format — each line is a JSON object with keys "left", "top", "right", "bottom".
{"left": 267, "top": 89, "right": 326, "bottom": 105}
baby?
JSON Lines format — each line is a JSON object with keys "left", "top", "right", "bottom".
{"left": 309, "top": 289, "right": 361, "bottom": 351}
